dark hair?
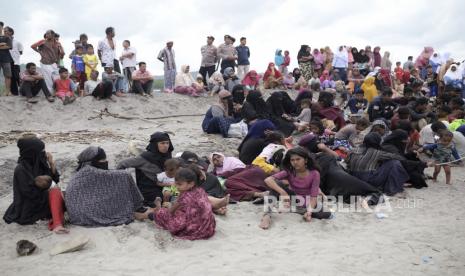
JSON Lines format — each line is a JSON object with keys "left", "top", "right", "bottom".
{"left": 265, "top": 131, "right": 285, "bottom": 145}
{"left": 54, "top": 33, "right": 60, "bottom": 38}
{"left": 450, "top": 97, "right": 464, "bottom": 107}
{"left": 398, "top": 106, "right": 410, "bottom": 115}
{"left": 105, "top": 27, "right": 114, "bottom": 35}
{"left": 396, "top": 61, "right": 401, "bottom": 65}
{"left": 0, "top": 22, "right": 3, "bottom": 27}
{"left": 58, "top": 67, "right": 68, "bottom": 74}
{"left": 438, "top": 105, "right": 452, "bottom": 115}
{"left": 381, "top": 87, "right": 393, "bottom": 96}
{"left": 282, "top": 147, "right": 320, "bottom": 175}
{"left": 240, "top": 37, "right": 246, "bottom": 41}
{"left": 26, "top": 62, "right": 36, "bottom": 69}
{"left": 396, "top": 120, "right": 414, "bottom": 134}
{"left": 309, "top": 120, "right": 325, "bottom": 135}
{"left": 164, "top": 158, "right": 181, "bottom": 170}
{"left": 355, "top": 117, "right": 370, "bottom": 128}
{"left": 4, "top": 26, "right": 14, "bottom": 35}
{"left": 415, "top": 97, "right": 429, "bottom": 106}
{"left": 80, "top": 33, "right": 88, "bottom": 39}
{"left": 138, "top": 61, "right": 146, "bottom": 66}
{"left": 300, "top": 99, "right": 311, "bottom": 107}
{"left": 87, "top": 44, "right": 94, "bottom": 49}
{"left": 75, "top": 45, "right": 83, "bottom": 50}
{"left": 431, "top": 121, "right": 447, "bottom": 133}
{"left": 408, "top": 56, "right": 413, "bottom": 60}
{"left": 438, "top": 129, "right": 453, "bottom": 139}
{"left": 124, "top": 40, "right": 130, "bottom": 45}
{"left": 175, "top": 167, "right": 199, "bottom": 185}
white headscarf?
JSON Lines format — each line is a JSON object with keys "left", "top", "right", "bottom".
{"left": 444, "top": 64, "right": 462, "bottom": 81}
{"left": 175, "top": 65, "right": 195, "bottom": 86}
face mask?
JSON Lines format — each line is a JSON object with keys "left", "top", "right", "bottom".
{"left": 92, "top": 160, "right": 108, "bottom": 170}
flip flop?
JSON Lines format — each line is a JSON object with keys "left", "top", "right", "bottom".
{"left": 27, "top": 98, "right": 39, "bottom": 104}
{"left": 49, "top": 235, "right": 90, "bottom": 256}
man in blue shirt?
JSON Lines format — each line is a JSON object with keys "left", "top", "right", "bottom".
{"left": 235, "top": 37, "right": 250, "bottom": 80}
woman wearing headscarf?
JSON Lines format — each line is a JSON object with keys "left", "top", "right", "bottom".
{"left": 231, "top": 84, "right": 246, "bottom": 116}
{"left": 174, "top": 65, "right": 204, "bottom": 97}
{"left": 444, "top": 64, "right": 463, "bottom": 90}
{"left": 201, "top": 90, "right": 236, "bottom": 137}
{"left": 312, "top": 49, "right": 324, "bottom": 75}
{"left": 274, "top": 49, "right": 284, "bottom": 70}
{"left": 66, "top": 146, "right": 146, "bottom": 226}
{"left": 237, "top": 120, "right": 277, "bottom": 164}
{"left": 266, "top": 91, "right": 297, "bottom": 136}
{"left": 429, "top": 52, "right": 442, "bottom": 73}
{"left": 292, "top": 67, "right": 302, "bottom": 83}
{"left": 373, "top": 47, "right": 382, "bottom": 68}
{"left": 3, "top": 136, "right": 67, "bottom": 234}
{"left": 210, "top": 152, "right": 246, "bottom": 178}
{"left": 381, "top": 51, "right": 392, "bottom": 71}
{"left": 361, "top": 76, "right": 378, "bottom": 103}
{"left": 315, "top": 91, "right": 345, "bottom": 130}
{"left": 323, "top": 46, "right": 334, "bottom": 71}
{"left": 117, "top": 132, "right": 174, "bottom": 206}
{"left": 381, "top": 130, "right": 429, "bottom": 189}
{"left": 240, "top": 90, "right": 270, "bottom": 123}
{"left": 241, "top": 70, "right": 261, "bottom": 91}
{"left": 263, "top": 62, "right": 283, "bottom": 89}
{"left": 223, "top": 67, "right": 241, "bottom": 92}
{"left": 365, "top": 46, "right": 374, "bottom": 68}
{"left": 297, "top": 45, "right": 314, "bottom": 81}
{"left": 346, "top": 132, "right": 409, "bottom": 196}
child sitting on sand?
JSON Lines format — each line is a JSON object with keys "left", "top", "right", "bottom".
{"left": 260, "top": 147, "right": 332, "bottom": 229}
{"left": 157, "top": 158, "right": 181, "bottom": 206}
{"left": 420, "top": 130, "right": 460, "bottom": 184}
{"left": 283, "top": 99, "right": 312, "bottom": 131}
{"left": 148, "top": 167, "right": 224, "bottom": 240}
{"left": 54, "top": 67, "right": 76, "bottom": 105}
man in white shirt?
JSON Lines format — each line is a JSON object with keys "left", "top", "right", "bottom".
{"left": 120, "top": 40, "right": 137, "bottom": 90}
{"left": 4, "top": 26, "right": 22, "bottom": 95}
{"left": 98, "top": 27, "right": 120, "bottom": 73}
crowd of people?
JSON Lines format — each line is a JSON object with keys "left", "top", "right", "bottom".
{"left": 2, "top": 22, "right": 465, "bottom": 240}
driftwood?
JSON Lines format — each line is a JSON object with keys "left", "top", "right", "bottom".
{"left": 88, "top": 108, "right": 204, "bottom": 121}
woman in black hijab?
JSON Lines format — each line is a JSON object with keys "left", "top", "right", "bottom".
{"left": 3, "top": 136, "right": 67, "bottom": 233}
{"left": 381, "top": 129, "right": 429, "bottom": 189}
{"left": 241, "top": 90, "right": 270, "bottom": 123}
{"left": 266, "top": 91, "right": 297, "bottom": 136}
{"left": 117, "top": 132, "right": 174, "bottom": 206}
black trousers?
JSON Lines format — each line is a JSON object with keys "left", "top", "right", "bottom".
{"left": 92, "top": 80, "right": 113, "bottom": 99}
{"left": 20, "top": 80, "right": 52, "bottom": 98}
{"left": 132, "top": 80, "right": 153, "bottom": 94}
{"left": 102, "top": 59, "right": 121, "bottom": 73}
{"left": 199, "top": 65, "right": 216, "bottom": 86}
{"left": 220, "top": 60, "right": 236, "bottom": 74}
{"left": 10, "top": 63, "right": 21, "bottom": 95}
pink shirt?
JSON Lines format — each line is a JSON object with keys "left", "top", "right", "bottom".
{"left": 132, "top": 69, "right": 152, "bottom": 84}
{"left": 272, "top": 169, "right": 320, "bottom": 198}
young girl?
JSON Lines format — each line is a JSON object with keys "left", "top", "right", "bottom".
{"left": 149, "top": 167, "right": 216, "bottom": 240}
{"left": 83, "top": 45, "right": 98, "bottom": 80}
{"left": 157, "top": 158, "right": 181, "bottom": 206}
{"left": 259, "top": 147, "right": 331, "bottom": 229}
{"left": 283, "top": 99, "right": 312, "bottom": 131}
{"left": 421, "top": 130, "right": 459, "bottom": 184}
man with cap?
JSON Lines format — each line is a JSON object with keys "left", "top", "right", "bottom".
{"left": 199, "top": 36, "right": 218, "bottom": 87}
{"left": 217, "top": 35, "right": 237, "bottom": 74}
{"left": 102, "top": 63, "right": 126, "bottom": 97}
{"left": 158, "top": 41, "right": 176, "bottom": 93}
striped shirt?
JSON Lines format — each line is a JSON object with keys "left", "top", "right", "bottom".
{"left": 158, "top": 47, "right": 176, "bottom": 71}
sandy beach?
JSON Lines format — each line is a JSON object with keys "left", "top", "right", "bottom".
{"left": 1, "top": 93, "right": 464, "bottom": 276}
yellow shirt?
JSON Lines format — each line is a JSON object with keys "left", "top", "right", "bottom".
{"left": 83, "top": 54, "right": 99, "bottom": 79}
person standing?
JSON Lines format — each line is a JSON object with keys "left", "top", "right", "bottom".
{"left": 4, "top": 27, "right": 22, "bottom": 96}
{"left": 98, "top": 27, "right": 120, "bottom": 73}
{"left": 120, "top": 40, "right": 137, "bottom": 90}
{"left": 199, "top": 36, "right": 217, "bottom": 87}
{"left": 0, "top": 23, "right": 13, "bottom": 96}
{"left": 158, "top": 41, "right": 176, "bottom": 93}
{"left": 236, "top": 37, "right": 250, "bottom": 80}
{"left": 31, "top": 30, "right": 61, "bottom": 93}
{"left": 217, "top": 35, "right": 237, "bottom": 74}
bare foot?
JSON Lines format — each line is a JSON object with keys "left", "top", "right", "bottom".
{"left": 134, "top": 208, "right": 154, "bottom": 221}
{"left": 303, "top": 212, "right": 312, "bottom": 222}
{"left": 52, "top": 225, "right": 69, "bottom": 234}
{"left": 433, "top": 178, "right": 438, "bottom": 183}
{"left": 259, "top": 214, "right": 271, "bottom": 230}
{"left": 213, "top": 206, "right": 227, "bottom": 216}
{"left": 213, "top": 194, "right": 230, "bottom": 209}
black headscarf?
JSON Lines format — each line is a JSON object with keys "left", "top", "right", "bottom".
{"left": 318, "top": 91, "right": 335, "bottom": 108}
{"left": 246, "top": 90, "right": 270, "bottom": 119}
{"left": 77, "top": 146, "right": 108, "bottom": 171}
{"left": 292, "top": 68, "right": 301, "bottom": 82}
{"left": 363, "top": 132, "right": 382, "bottom": 151}
{"left": 297, "top": 45, "right": 310, "bottom": 61}
{"left": 17, "top": 137, "right": 50, "bottom": 178}
{"left": 382, "top": 129, "right": 408, "bottom": 154}
{"left": 3, "top": 137, "right": 58, "bottom": 225}
{"left": 266, "top": 91, "right": 296, "bottom": 117}
{"left": 232, "top": 84, "right": 245, "bottom": 104}
{"left": 140, "top": 132, "right": 174, "bottom": 169}
{"left": 295, "top": 90, "right": 313, "bottom": 107}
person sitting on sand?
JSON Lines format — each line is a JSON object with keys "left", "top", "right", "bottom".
{"left": 102, "top": 64, "right": 126, "bottom": 97}
{"left": 174, "top": 64, "right": 204, "bottom": 97}
{"left": 117, "top": 132, "right": 174, "bottom": 207}
{"left": 202, "top": 90, "right": 236, "bottom": 137}
{"left": 84, "top": 70, "right": 115, "bottom": 101}
{"left": 210, "top": 152, "right": 246, "bottom": 177}
{"left": 263, "top": 62, "right": 283, "bottom": 89}
{"left": 147, "top": 167, "right": 223, "bottom": 240}
{"left": 19, "top": 62, "right": 55, "bottom": 103}
{"left": 65, "top": 146, "right": 148, "bottom": 226}
{"left": 54, "top": 67, "right": 77, "bottom": 105}
{"left": 223, "top": 67, "right": 241, "bottom": 93}
{"left": 260, "top": 147, "right": 332, "bottom": 230}
{"left": 3, "top": 136, "right": 68, "bottom": 234}
{"left": 242, "top": 70, "right": 261, "bottom": 91}
{"left": 158, "top": 158, "right": 182, "bottom": 206}
{"left": 132, "top": 62, "right": 154, "bottom": 96}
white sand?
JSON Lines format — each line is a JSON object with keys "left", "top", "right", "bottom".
{"left": 0, "top": 94, "right": 464, "bottom": 275}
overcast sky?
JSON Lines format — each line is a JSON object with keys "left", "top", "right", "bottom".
{"left": 3, "top": 0, "right": 464, "bottom": 74}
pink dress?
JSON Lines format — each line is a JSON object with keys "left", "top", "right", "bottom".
{"left": 154, "top": 187, "right": 216, "bottom": 240}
